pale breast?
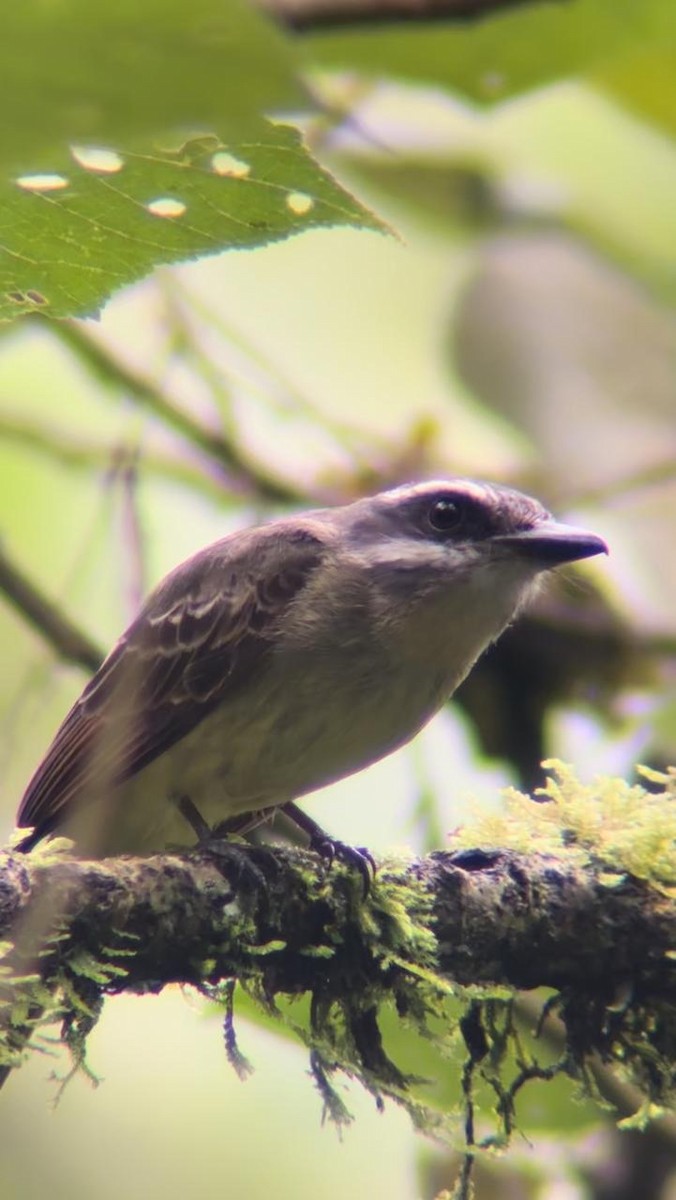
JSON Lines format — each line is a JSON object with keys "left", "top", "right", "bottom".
{"left": 103, "top": 638, "right": 451, "bottom": 853}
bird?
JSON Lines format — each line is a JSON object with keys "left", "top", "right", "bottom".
{"left": 14, "top": 479, "right": 608, "bottom": 861}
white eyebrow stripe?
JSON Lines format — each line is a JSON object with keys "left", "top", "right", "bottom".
{"left": 386, "top": 479, "right": 490, "bottom": 504}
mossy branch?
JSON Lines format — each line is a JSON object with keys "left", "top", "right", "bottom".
{"left": 2, "top": 839, "right": 671, "bottom": 997}
{"left": 2, "top": 761, "right": 676, "bottom": 1194}
{"left": 0, "top": 825, "right": 672, "bottom": 1099}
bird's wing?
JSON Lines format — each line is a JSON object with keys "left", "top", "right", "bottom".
{"left": 18, "top": 526, "right": 326, "bottom": 839}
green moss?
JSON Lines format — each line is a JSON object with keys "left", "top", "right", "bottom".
{"left": 361, "top": 851, "right": 439, "bottom": 971}
{"left": 0, "top": 937, "right": 78, "bottom": 1074}
{"left": 453, "top": 760, "right": 676, "bottom": 892}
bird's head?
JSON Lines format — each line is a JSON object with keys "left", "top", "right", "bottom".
{"left": 331, "top": 478, "right": 608, "bottom": 659}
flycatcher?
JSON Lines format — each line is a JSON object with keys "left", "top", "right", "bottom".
{"left": 15, "top": 479, "right": 607, "bottom": 858}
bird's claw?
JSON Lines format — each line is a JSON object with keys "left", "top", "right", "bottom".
{"left": 309, "top": 833, "right": 376, "bottom": 897}
{"left": 175, "top": 795, "right": 278, "bottom": 899}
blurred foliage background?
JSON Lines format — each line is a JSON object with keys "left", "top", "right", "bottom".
{"left": 1, "top": 0, "right": 675, "bottom": 1197}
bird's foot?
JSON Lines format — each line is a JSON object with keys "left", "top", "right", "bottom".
{"left": 310, "top": 834, "right": 376, "bottom": 898}
{"left": 176, "top": 795, "right": 277, "bottom": 897}
{"left": 280, "top": 801, "right": 376, "bottom": 897}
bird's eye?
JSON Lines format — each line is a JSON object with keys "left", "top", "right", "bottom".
{"left": 428, "top": 497, "right": 463, "bottom": 532}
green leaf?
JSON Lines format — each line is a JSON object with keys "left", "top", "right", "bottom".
{"left": 2, "top": 0, "right": 302, "bottom": 163}
{"left": 0, "top": 128, "right": 385, "bottom": 321}
{"left": 0, "top": 0, "right": 386, "bottom": 321}
{"left": 595, "top": 47, "right": 676, "bottom": 140}
{"left": 306, "top": 0, "right": 670, "bottom": 107}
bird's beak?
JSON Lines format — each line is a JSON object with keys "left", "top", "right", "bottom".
{"left": 495, "top": 520, "right": 609, "bottom": 566}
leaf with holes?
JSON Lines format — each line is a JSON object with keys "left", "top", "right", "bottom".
{"left": 0, "top": 0, "right": 387, "bottom": 321}
{"left": 0, "top": 128, "right": 386, "bottom": 321}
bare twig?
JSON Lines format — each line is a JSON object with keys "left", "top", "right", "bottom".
{"left": 116, "top": 450, "right": 147, "bottom": 616}
{"left": 0, "top": 545, "right": 103, "bottom": 673}
{"left": 46, "top": 320, "right": 304, "bottom": 505}
{"left": 0, "top": 411, "right": 237, "bottom": 503}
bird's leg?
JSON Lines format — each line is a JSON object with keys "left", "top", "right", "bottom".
{"left": 175, "top": 795, "right": 276, "bottom": 896}
{"left": 280, "top": 801, "right": 376, "bottom": 896}
{"left": 176, "top": 794, "right": 212, "bottom": 842}
{"left": 211, "top": 810, "right": 272, "bottom": 839}
{"left": 176, "top": 795, "right": 374, "bottom": 895}
{"left": 176, "top": 796, "right": 267, "bottom": 842}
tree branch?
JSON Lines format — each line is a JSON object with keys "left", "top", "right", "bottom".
{"left": 4, "top": 843, "right": 673, "bottom": 994}
{"left": 45, "top": 320, "right": 305, "bottom": 505}
{"left": 0, "top": 544, "right": 104, "bottom": 673}
{"left": 2, "top": 839, "right": 675, "bottom": 1119}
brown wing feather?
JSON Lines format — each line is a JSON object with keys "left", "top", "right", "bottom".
{"left": 18, "top": 525, "right": 325, "bottom": 840}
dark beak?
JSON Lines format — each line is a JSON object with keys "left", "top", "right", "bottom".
{"left": 496, "top": 520, "right": 608, "bottom": 566}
